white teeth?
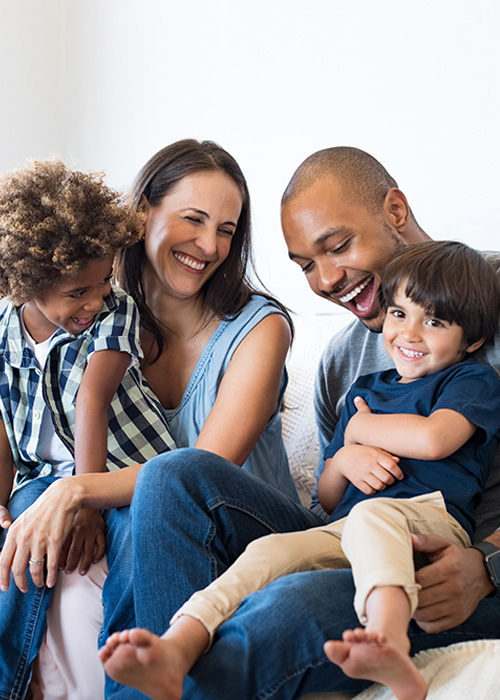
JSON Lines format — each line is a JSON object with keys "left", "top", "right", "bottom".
{"left": 174, "top": 252, "right": 206, "bottom": 271}
{"left": 339, "top": 278, "right": 370, "bottom": 303}
{"left": 399, "top": 347, "right": 426, "bottom": 358}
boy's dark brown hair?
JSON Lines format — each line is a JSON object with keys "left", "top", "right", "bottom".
{"left": 380, "top": 240, "right": 500, "bottom": 347}
{"left": 0, "top": 158, "right": 143, "bottom": 305}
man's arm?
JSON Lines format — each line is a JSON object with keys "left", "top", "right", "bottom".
{"left": 345, "top": 397, "right": 476, "bottom": 460}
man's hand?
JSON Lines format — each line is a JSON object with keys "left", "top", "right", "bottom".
{"left": 58, "top": 508, "right": 106, "bottom": 575}
{"left": 412, "top": 533, "right": 494, "bottom": 632}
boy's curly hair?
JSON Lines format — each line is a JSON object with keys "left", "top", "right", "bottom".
{"left": 0, "top": 158, "right": 144, "bottom": 305}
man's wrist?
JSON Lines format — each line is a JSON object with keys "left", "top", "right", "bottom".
{"left": 470, "top": 541, "right": 500, "bottom": 597}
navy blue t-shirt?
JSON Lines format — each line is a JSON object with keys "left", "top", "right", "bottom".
{"left": 324, "top": 357, "right": 500, "bottom": 539}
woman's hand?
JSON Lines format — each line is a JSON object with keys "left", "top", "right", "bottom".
{"left": 0, "top": 478, "right": 81, "bottom": 592}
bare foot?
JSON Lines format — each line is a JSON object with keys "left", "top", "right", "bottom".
{"left": 99, "top": 628, "right": 185, "bottom": 700}
{"left": 324, "top": 628, "right": 427, "bottom": 700}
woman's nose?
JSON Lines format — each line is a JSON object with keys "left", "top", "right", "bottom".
{"left": 194, "top": 226, "right": 218, "bottom": 257}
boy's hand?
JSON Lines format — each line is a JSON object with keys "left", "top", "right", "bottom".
{"left": 58, "top": 508, "right": 106, "bottom": 575}
{"left": 335, "top": 444, "right": 402, "bottom": 494}
{"left": 0, "top": 505, "right": 11, "bottom": 531}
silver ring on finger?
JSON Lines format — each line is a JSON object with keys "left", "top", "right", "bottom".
{"left": 29, "top": 557, "right": 45, "bottom": 566}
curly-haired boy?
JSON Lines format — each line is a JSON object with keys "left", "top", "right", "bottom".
{"left": 0, "top": 159, "right": 175, "bottom": 589}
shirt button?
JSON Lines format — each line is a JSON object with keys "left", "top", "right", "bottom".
{"left": 34, "top": 410, "right": 42, "bottom": 421}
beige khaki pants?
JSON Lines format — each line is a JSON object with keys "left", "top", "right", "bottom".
{"left": 171, "top": 491, "right": 470, "bottom": 637}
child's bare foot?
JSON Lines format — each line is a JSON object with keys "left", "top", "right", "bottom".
{"left": 324, "top": 628, "right": 427, "bottom": 700}
{"left": 99, "top": 628, "right": 185, "bottom": 700}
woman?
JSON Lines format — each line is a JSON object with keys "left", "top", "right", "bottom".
{"left": 0, "top": 140, "right": 298, "bottom": 700}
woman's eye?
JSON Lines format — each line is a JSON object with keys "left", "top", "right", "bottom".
{"left": 186, "top": 216, "right": 202, "bottom": 224}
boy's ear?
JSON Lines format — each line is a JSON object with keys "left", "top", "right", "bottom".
{"left": 465, "top": 337, "right": 486, "bottom": 354}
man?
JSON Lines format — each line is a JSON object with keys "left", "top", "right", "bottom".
{"left": 105, "top": 147, "right": 500, "bottom": 699}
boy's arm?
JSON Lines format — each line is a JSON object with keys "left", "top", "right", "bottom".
{"left": 74, "top": 349, "right": 131, "bottom": 474}
{"left": 318, "top": 445, "right": 402, "bottom": 514}
{"left": 0, "top": 420, "right": 14, "bottom": 531}
{"left": 64, "top": 349, "right": 130, "bottom": 575}
{"left": 345, "top": 397, "right": 476, "bottom": 461}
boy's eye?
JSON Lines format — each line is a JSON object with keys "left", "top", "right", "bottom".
{"left": 388, "top": 308, "right": 404, "bottom": 319}
{"left": 427, "top": 318, "right": 444, "bottom": 328}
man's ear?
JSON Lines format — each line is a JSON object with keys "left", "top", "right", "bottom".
{"left": 383, "top": 188, "right": 410, "bottom": 233}
{"left": 466, "top": 337, "right": 486, "bottom": 354}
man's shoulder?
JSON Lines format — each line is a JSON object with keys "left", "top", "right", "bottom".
{"left": 319, "top": 318, "right": 389, "bottom": 378}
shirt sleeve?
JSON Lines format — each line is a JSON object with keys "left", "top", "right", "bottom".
{"left": 432, "top": 362, "right": 500, "bottom": 444}
{"left": 87, "top": 288, "right": 143, "bottom": 363}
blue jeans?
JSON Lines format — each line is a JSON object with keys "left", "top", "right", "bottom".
{"left": 0, "top": 477, "right": 56, "bottom": 700}
{"left": 0, "top": 479, "right": 132, "bottom": 700}
{"left": 125, "top": 448, "right": 500, "bottom": 700}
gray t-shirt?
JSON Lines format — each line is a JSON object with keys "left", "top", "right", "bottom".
{"left": 312, "top": 251, "right": 500, "bottom": 542}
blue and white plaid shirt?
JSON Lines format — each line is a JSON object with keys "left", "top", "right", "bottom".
{"left": 0, "top": 285, "right": 176, "bottom": 487}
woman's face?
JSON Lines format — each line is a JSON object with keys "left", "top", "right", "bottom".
{"left": 142, "top": 170, "right": 243, "bottom": 302}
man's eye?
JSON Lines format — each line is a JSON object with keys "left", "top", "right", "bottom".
{"left": 186, "top": 216, "right": 202, "bottom": 224}
{"left": 331, "top": 239, "right": 351, "bottom": 254}
{"left": 301, "top": 262, "right": 313, "bottom": 273}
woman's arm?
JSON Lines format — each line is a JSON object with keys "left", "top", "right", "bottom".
{"left": 0, "top": 464, "right": 142, "bottom": 591}
{"left": 194, "top": 314, "right": 291, "bottom": 465}
{"left": 345, "top": 397, "right": 477, "bottom": 460}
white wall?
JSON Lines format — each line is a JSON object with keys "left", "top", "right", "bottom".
{"left": 1, "top": 0, "right": 500, "bottom": 315}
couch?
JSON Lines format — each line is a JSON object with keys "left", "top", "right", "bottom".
{"left": 281, "top": 313, "right": 500, "bottom": 700}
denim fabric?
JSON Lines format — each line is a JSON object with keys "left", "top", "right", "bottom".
{"left": 185, "top": 570, "right": 500, "bottom": 700}
{"left": 118, "top": 448, "right": 500, "bottom": 700}
{"left": 0, "top": 477, "right": 57, "bottom": 700}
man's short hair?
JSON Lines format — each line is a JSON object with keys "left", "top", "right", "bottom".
{"left": 282, "top": 146, "right": 398, "bottom": 214}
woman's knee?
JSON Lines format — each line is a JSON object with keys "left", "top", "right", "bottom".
{"left": 134, "top": 448, "right": 239, "bottom": 503}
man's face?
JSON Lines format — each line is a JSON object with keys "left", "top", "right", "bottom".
{"left": 282, "top": 177, "right": 406, "bottom": 332}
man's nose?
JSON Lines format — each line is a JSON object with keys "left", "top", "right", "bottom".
{"left": 315, "top": 259, "right": 344, "bottom": 297}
